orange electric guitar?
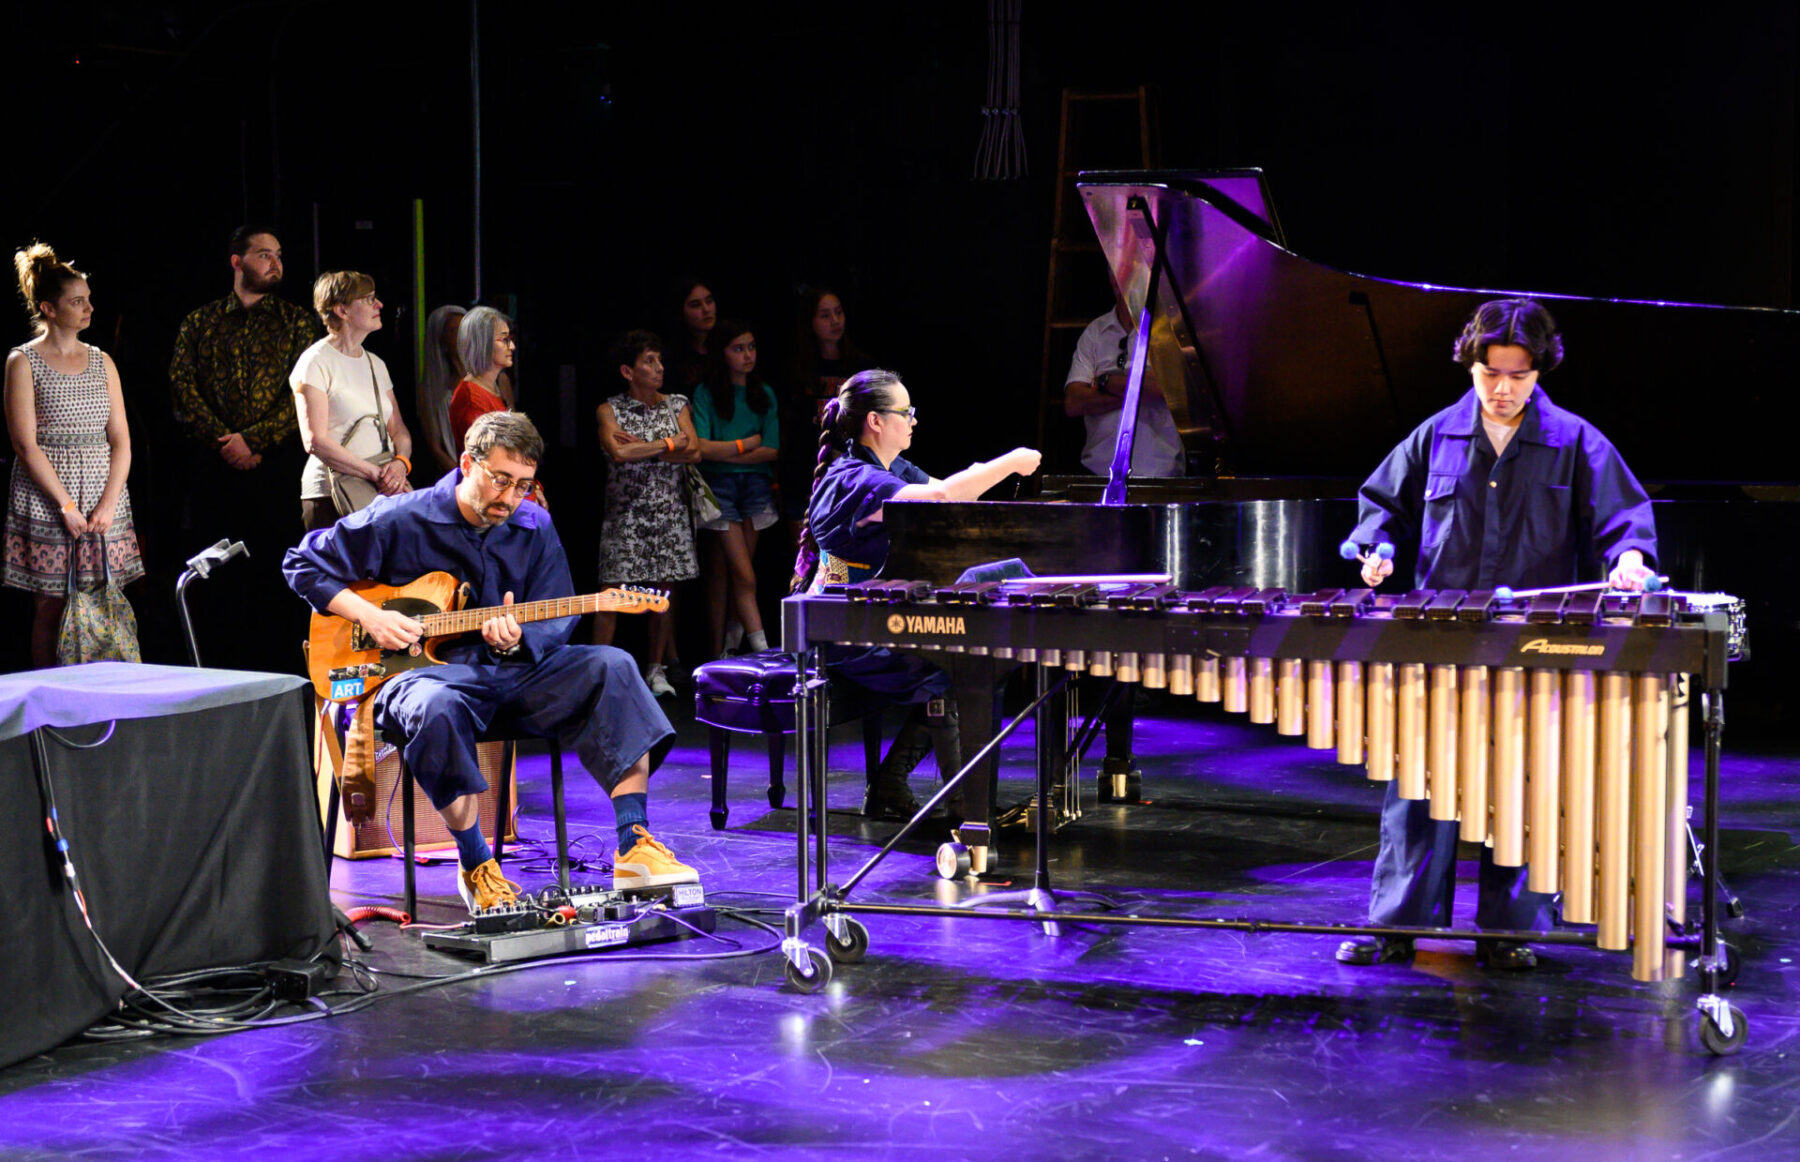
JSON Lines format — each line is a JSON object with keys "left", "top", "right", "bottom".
{"left": 307, "top": 572, "right": 668, "bottom": 702}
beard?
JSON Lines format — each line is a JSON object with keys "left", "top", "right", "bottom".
{"left": 241, "top": 266, "right": 282, "bottom": 293}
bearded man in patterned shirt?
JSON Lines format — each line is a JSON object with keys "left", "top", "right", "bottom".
{"left": 170, "top": 225, "right": 321, "bottom": 671}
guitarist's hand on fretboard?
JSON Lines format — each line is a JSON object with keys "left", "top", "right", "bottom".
{"left": 482, "top": 592, "right": 524, "bottom": 653}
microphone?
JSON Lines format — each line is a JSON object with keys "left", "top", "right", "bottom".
{"left": 184, "top": 538, "right": 250, "bottom": 579}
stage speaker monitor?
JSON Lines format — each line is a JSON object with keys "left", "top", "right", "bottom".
{"left": 316, "top": 736, "right": 517, "bottom": 860}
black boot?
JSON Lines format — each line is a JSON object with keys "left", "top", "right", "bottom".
{"left": 864, "top": 706, "right": 929, "bottom": 820}
{"left": 925, "top": 697, "right": 962, "bottom": 822}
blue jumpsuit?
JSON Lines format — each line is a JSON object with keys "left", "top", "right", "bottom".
{"left": 806, "top": 444, "right": 949, "bottom": 703}
{"left": 284, "top": 469, "right": 674, "bottom": 810}
{"left": 1347, "top": 387, "right": 1657, "bottom": 929}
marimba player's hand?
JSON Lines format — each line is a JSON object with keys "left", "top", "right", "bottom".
{"left": 1607, "top": 550, "right": 1653, "bottom": 592}
{"left": 1362, "top": 555, "right": 1395, "bottom": 588}
{"left": 482, "top": 591, "right": 523, "bottom": 653}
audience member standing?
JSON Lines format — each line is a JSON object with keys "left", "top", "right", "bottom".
{"left": 1063, "top": 304, "right": 1185, "bottom": 477}
{"left": 780, "top": 286, "right": 875, "bottom": 536}
{"left": 595, "top": 330, "right": 698, "bottom": 697}
{"left": 5, "top": 244, "right": 145, "bottom": 668}
{"left": 292, "top": 272, "right": 413, "bottom": 533}
{"left": 169, "top": 225, "right": 320, "bottom": 670}
{"left": 690, "top": 320, "right": 779, "bottom": 658}
{"left": 448, "top": 306, "right": 517, "bottom": 454}
{"left": 663, "top": 277, "right": 716, "bottom": 393}
{"left": 416, "top": 304, "right": 468, "bottom": 473}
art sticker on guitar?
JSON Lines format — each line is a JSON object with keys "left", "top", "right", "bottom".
{"left": 308, "top": 571, "right": 667, "bottom": 701}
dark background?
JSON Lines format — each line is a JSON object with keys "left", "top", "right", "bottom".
{"left": 3, "top": 1, "right": 1795, "bottom": 676}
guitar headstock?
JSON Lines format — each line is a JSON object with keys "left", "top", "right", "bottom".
{"left": 598, "top": 586, "right": 671, "bottom": 614}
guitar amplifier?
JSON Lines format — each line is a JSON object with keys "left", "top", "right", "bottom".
{"left": 316, "top": 737, "right": 518, "bottom": 860}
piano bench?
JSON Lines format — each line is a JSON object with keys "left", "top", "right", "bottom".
{"left": 693, "top": 650, "right": 885, "bottom": 830}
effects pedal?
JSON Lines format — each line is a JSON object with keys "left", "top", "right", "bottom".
{"left": 425, "top": 881, "right": 715, "bottom": 964}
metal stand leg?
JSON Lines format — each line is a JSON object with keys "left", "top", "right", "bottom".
{"left": 402, "top": 761, "right": 418, "bottom": 918}
{"left": 550, "top": 747, "right": 571, "bottom": 896}
{"left": 1694, "top": 690, "right": 1746, "bottom": 1054}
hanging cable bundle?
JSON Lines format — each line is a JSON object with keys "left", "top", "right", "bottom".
{"left": 973, "top": 0, "right": 1027, "bottom": 181}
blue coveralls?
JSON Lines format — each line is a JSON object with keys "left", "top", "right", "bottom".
{"left": 1347, "top": 387, "right": 1658, "bottom": 929}
{"left": 806, "top": 444, "right": 949, "bottom": 703}
{"left": 284, "top": 469, "right": 674, "bottom": 810}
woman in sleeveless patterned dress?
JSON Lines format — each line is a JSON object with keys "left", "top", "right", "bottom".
{"left": 594, "top": 330, "right": 699, "bottom": 696}
{"left": 4, "top": 243, "right": 144, "bottom": 668}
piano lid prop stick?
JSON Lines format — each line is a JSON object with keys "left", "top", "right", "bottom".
{"left": 1494, "top": 576, "right": 1666, "bottom": 600}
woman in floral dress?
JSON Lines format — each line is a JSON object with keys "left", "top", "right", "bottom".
{"left": 4, "top": 242, "right": 144, "bottom": 667}
{"left": 595, "top": 330, "right": 698, "bottom": 696}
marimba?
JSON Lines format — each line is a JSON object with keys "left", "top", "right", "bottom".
{"left": 777, "top": 580, "right": 1742, "bottom": 1048}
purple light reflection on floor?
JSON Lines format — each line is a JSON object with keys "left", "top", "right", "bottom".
{"left": 3, "top": 702, "right": 1796, "bottom": 1158}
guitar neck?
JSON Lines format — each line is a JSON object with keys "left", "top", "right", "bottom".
{"left": 419, "top": 593, "right": 615, "bottom": 637}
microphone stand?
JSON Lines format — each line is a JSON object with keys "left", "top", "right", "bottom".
{"left": 174, "top": 537, "right": 373, "bottom": 952}
{"left": 175, "top": 538, "right": 248, "bottom": 667}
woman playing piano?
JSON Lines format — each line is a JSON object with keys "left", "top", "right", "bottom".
{"left": 792, "top": 369, "right": 1040, "bottom": 818}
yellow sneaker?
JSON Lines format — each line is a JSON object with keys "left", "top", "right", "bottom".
{"left": 457, "top": 858, "right": 521, "bottom": 914}
{"left": 613, "top": 825, "right": 699, "bottom": 889}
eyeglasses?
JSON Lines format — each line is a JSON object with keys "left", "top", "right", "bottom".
{"left": 472, "top": 458, "right": 537, "bottom": 497}
{"left": 877, "top": 406, "right": 918, "bottom": 422}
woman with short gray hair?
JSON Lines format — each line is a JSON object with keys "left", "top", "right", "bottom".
{"left": 449, "top": 306, "right": 517, "bottom": 456}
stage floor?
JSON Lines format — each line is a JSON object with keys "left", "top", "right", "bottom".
{"left": 2, "top": 694, "right": 1796, "bottom": 1159}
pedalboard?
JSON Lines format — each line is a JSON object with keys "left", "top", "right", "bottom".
{"left": 423, "top": 881, "right": 714, "bottom": 964}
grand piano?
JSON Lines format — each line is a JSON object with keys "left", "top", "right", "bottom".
{"left": 871, "top": 169, "right": 1799, "bottom": 854}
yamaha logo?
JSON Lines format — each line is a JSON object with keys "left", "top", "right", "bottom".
{"left": 1519, "top": 637, "right": 1607, "bottom": 657}
{"left": 885, "top": 612, "right": 968, "bottom": 636}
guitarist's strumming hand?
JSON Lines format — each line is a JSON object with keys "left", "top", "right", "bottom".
{"left": 328, "top": 587, "right": 425, "bottom": 653}
{"left": 482, "top": 591, "right": 523, "bottom": 654}
{"left": 361, "top": 605, "right": 426, "bottom": 652}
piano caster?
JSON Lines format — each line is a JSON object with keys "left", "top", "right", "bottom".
{"left": 935, "top": 841, "right": 988, "bottom": 879}
{"left": 1097, "top": 760, "right": 1142, "bottom": 804}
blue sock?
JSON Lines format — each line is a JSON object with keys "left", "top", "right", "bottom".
{"left": 450, "top": 821, "right": 493, "bottom": 871}
{"left": 613, "top": 792, "right": 648, "bottom": 851}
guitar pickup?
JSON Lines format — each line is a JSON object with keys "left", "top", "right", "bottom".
{"left": 328, "top": 663, "right": 388, "bottom": 681}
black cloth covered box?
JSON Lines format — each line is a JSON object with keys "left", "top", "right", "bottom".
{"left": 0, "top": 663, "right": 335, "bottom": 1070}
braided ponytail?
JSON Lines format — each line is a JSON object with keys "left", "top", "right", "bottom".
{"left": 789, "top": 369, "right": 904, "bottom": 592}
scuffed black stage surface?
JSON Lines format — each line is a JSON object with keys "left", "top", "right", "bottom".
{"left": 1, "top": 701, "right": 1795, "bottom": 1159}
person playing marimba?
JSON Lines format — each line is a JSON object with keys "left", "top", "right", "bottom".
{"left": 1338, "top": 298, "right": 1658, "bottom": 969}
{"left": 792, "top": 369, "right": 1041, "bottom": 818}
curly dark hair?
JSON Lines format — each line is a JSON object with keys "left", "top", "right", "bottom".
{"left": 1452, "top": 298, "right": 1564, "bottom": 372}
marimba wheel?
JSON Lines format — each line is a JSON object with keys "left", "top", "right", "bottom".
{"left": 785, "top": 946, "right": 833, "bottom": 993}
{"left": 825, "top": 917, "right": 870, "bottom": 964}
{"left": 1698, "top": 1004, "right": 1748, "bottom": 1056}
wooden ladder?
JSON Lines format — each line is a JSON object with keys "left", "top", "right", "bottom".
{"left": 1036, "top": 86, "right": 1157, "bottom": 468}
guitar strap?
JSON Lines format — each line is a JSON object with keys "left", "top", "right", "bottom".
{"left": 315, "top": 694, "right": 379, "bottom": 825}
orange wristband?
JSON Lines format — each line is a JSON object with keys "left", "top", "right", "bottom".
{"left": 735, "top": 438, "right": 745, "bottom": 454}
{"left": 395, "top": 454, "right": 412, "bottom": 473}
{"left": 60, "top": 499, "right": 77, "bottom": 514}
{"left": 663, "top": 437, "right": 675, "bottom": 452}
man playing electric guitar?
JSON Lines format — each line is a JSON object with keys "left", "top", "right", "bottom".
{"left": 284, "top": 411, "right": 696, "bottom": 914}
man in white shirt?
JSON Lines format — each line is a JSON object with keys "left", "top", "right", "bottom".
{"left": 1063, "top": 305, "right": 1185, "bottom": 477}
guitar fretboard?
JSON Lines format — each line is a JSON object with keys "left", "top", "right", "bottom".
{"left": 418, "top": 591, "right": 651, "bottom": 637}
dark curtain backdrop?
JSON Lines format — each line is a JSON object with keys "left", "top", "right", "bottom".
{"left": 3, "top": 1, "right": 1794, "bottom": 672}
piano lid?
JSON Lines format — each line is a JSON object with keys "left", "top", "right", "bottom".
{"left": 1079, "top": 169, "right": 1800, "bottom": 484}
